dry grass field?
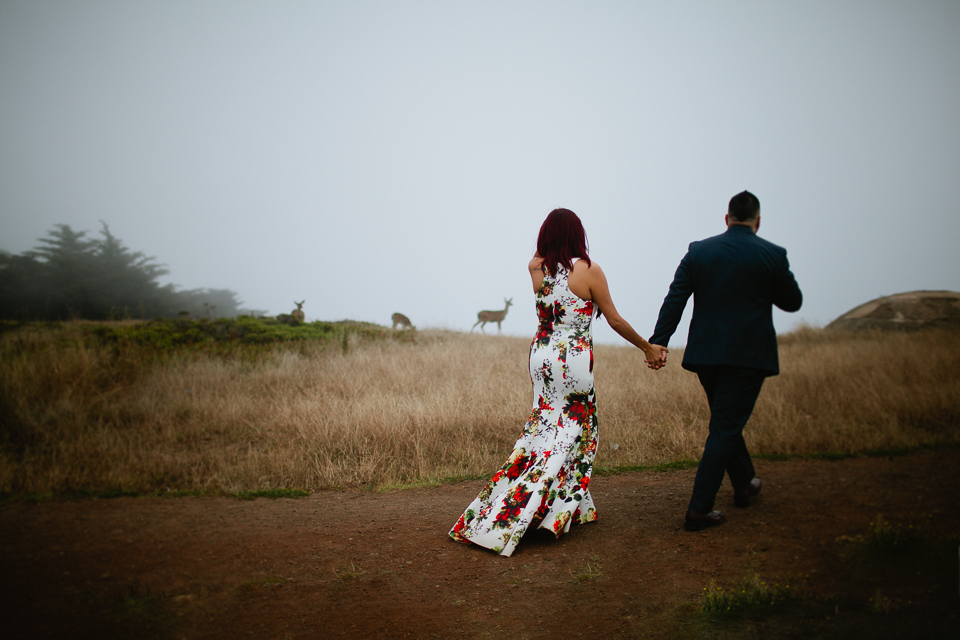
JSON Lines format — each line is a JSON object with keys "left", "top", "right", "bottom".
{"left": 1, "top": 322, "right": 958, "bottom": 496}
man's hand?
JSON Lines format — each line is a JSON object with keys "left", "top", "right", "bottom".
{"left": 644, "top": 344, "right": 668, "bottom": 370}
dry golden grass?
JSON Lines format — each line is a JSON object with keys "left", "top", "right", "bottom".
{"left": 1, "top": 323, "right": 958, "bottom": 495}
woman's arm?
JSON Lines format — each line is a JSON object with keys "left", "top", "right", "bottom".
{"left": 570, "top": 260, "right": 667, "bottom": 369}
{"left": 528, "top": 255, "right": 545, "bottom": 294}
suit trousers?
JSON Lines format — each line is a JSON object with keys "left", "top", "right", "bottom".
{"left": 688, "top": 366, "right": 766, "bottom": 514}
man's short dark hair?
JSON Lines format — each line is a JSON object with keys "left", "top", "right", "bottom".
{"left": 728, "top": 190, "right": 760, "bottom": 222}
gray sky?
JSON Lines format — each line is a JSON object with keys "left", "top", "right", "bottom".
{"left": 2, "top": 0, "right": 958, "bottom": 345}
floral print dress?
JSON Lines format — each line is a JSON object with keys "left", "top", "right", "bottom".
{"left": 450, "top": 259, "right": 599, "bottom": 556}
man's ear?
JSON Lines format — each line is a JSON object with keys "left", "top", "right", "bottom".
{"left": 754, "top": 216, "right": 761, "bottom": 232}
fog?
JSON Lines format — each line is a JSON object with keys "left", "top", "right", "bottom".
{"left": 2, "top": 1, "right": 958, "bottom": 344}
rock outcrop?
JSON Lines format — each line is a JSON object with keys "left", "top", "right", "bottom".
{"left": 825, "top": 290, "right": 960, "bottom": 332}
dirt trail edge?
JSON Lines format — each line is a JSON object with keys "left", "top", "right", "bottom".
{"left": 3, "top": 449, "right": 959, "bottom": 639}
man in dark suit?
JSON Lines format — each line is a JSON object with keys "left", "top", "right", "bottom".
{"left": 650, "top": 190, "right": 802, "bottom": 531}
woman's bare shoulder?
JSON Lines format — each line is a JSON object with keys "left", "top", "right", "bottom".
{"left": 573, "top": 258, "right": 602, "bottom": 274}
{"left": 529, "top": 255, "right": 543, "bottom": 271}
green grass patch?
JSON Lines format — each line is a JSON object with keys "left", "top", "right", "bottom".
{"left": 755, "top": 442, "right": 960, "bottom": 463}
{"left": 602, "top": 443, "right": 960, "bottom": 475}
{"left": 866, "top": 514, "right": 923, "bottom": 549}
{"left": 571, "top": 558, "right": 604, "bottom": 583}
{"left": 838, "top": 513, "right": 927, "bottom": 551}
{"left": 334, "top": 563, "right": 365, "bottom": 581}
{"left": 155, "top": 489, "right": 224, "bottom": 499}
{"left": 754, "top": 451, "right": 852, "bottom": 462}
{"left": 1, "top": 487, "right": 312, "bottom": 503}
{"left": 594, "top": 459, "right": 700, "bottom": 476}
{"left": 374, "top": 473, "right": 488, "bottom": 493}
{"left": 7, "top": 488, "right": 144, "bottom": 503}
{"left": 700, "top": 573, "right": 805, "bottom": 616}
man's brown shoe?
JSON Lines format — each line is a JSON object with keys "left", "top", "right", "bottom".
{"left": 684, "top": 509, "right": 726, "bottom": 531}
{"left": 734, "top": 478, "right": 762, "bottom": 508}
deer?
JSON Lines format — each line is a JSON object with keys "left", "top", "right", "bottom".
{"left": 291, "top": 301, "right": 305, "bottom": 323}
{"left": 277, "top": 301, "right": 305, "bottom": 326}
{"left": 472, "top": 298, "right": 513, "bottom": 334}
{"left": 391, "top": 312, "right": 414, "bottom": 330}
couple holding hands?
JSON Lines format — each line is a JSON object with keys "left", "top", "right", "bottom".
{"left": 451, "top": 191, "right": 803, "bottom": 556}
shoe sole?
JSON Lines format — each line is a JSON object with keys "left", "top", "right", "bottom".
{"left": 684, "top": 517, "right": 726, "bottom": 532}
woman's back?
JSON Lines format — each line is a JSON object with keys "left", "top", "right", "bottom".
{"left": 531, "top": 260, "right": 595, "bottom": 416}
{"left": 534, "top": 260, "right": 594, "bottom": 355}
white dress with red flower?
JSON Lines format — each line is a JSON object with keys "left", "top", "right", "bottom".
{"left": 450, "top": 259, "right": 599, "bottom": 556}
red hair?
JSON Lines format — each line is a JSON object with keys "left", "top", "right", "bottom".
{"left": 537, "top": 208, "right": 591, "bottom": 275}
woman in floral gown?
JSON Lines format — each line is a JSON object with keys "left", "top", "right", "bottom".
{"left": 450, "top": 208, "right": 667, "bottom": 556}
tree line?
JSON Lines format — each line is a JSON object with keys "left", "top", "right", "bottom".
{"left": 0, "top": 222, "right": 254, "bottom": 321}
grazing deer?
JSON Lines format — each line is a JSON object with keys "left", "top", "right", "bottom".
{"left": 276, "top": 301, "right": 304, "bottom": 327}
{"left": 391, "top": 312, "right": 414, "bottom": 330}
{"left": 472, "top": 298, "right": 513, "bottom": 334}
{"left": 291, "top": 301, "right": 305, "bottom": 324}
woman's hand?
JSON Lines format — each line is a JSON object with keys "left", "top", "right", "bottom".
{"left": 643, "top": 344, "right": 668, "bottom": 370}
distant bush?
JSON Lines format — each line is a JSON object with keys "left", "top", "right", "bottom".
{"left": 0, "top": 316, "right": 411, "bottom": 365}
{"left": 0, "top": 222, "right": 250, "bottom": 321}
{"left": 91, "top": 316, "right": 411, "bottom": 351}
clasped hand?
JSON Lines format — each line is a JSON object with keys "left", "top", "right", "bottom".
{"left": 644, "top": 344, "right": 668, "bottom": 370}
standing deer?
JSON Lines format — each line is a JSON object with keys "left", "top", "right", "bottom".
{"left": 472, "top": 298, "right": 513, "bottom": 334}
{"left": 391, "top": 312, "right": 414, "bottom": 330}
{"left": 291, "top": 301, "right": 305, "bottom": 323}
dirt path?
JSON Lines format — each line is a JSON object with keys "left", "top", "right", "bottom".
{"left": 2, "top": 449, "right": 959, "bottom": 639}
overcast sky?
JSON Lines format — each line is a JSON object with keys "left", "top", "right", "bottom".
{"left": 1, "top": 1, "right": 958, "bottom": 345}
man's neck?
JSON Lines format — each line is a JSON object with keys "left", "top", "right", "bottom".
{"left": 725, "top": 215, "right": 760, "bottom": 233}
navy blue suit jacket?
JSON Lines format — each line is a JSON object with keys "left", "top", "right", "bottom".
{"left": 650, "top": 225, "right": 802, "bottom": 376}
